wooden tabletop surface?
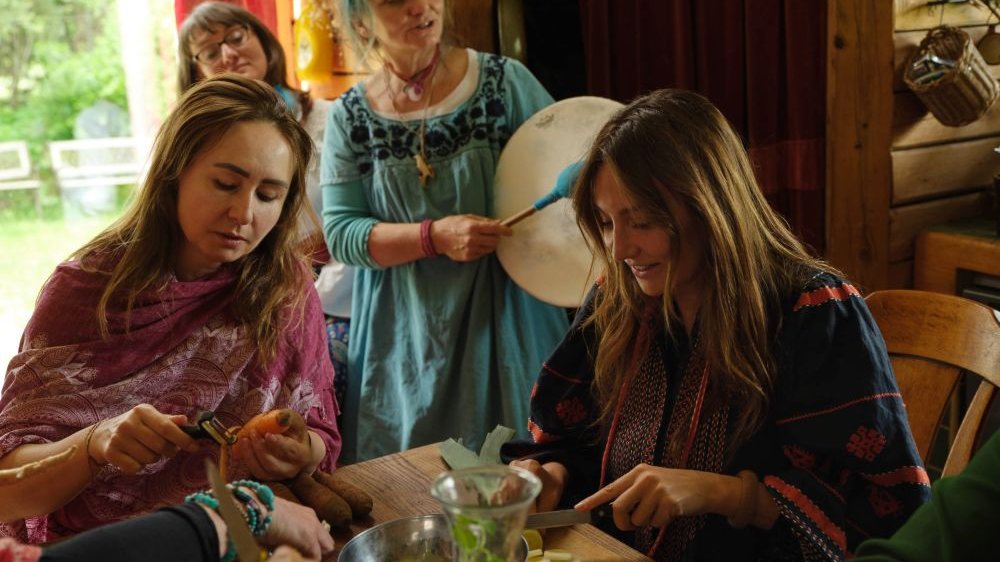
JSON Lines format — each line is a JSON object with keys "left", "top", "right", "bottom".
{"left": 325, "top": 443, "right": 652, "bottom": 562}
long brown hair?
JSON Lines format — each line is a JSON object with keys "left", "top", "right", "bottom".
{"left": 72, "top": 74, "right": 314, "bottom": 364}
{"left": 573, "top": 89, "right": 837, "bottom": 448}
{"left": 177, "top": 2, "right": 311, "bottom": 120}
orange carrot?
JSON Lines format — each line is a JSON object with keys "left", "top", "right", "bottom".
{"left": 236, "top": 409, "right": 301, "bottom": 439}
{"left": 224, "top": 409, "right": 306, "bottom": 480}
{"left": 267, "top": 481, "right": 300, "bottom": 504}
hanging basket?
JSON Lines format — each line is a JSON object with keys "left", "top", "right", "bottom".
{"left": 903, "top": 26, "right": 999, "bottom": 127}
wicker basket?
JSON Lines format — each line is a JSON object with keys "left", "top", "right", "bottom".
{"left": 903, "top": 26, "right": 999, "bottom": 127}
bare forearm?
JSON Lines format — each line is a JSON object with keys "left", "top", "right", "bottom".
{"left": 368, "top": 222, "right": 424, "bottom": 267}
{"left": 714, "top": 473, "right": 779, "bottom": 530}
{"left": 0, "top": 427, "right": 97, "bottom": 522}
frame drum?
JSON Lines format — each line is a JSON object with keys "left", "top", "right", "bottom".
{"left": 494, "top": 96, "right": 623, "bottom": 307}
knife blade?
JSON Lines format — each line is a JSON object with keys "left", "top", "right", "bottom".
{"left": 205, "top": 458, "right": 265, "bottom": 562}
{"left": 524, "top": 504, "right": 612, "bottom": 529}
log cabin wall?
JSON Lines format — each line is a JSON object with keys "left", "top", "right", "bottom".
{"left": 889, "top": 0, "right": 998, "bottom": 288}
{"left": 828, "top": 0, "right": 998, "bottom": 291}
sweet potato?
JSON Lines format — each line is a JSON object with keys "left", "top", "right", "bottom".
{"left": 313, "top": 470, "right": 373, "bottom": 518}
{"left": 267, "top": 481, "right": 300, "bottom": 504}
{"left": 289, "top": 472, "right": 352, "bottom": 529}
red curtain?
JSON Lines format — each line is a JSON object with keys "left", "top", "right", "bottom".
{"left": 579, "top": 0, "right": 826, "bottom": 253}
{"left": 174, "top": 0, "right": 278, "bottom": 34}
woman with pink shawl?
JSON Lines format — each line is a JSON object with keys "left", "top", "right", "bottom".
{"left": 0, "top": 75, "right": 341, "bottom": 543}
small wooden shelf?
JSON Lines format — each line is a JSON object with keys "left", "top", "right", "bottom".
{"left": 915, "top": 217, "right": 1000, "bottom": 294}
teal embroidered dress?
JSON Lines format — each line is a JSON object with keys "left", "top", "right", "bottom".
{"left": 321, "top": 51, "right": 569, "bottom": 462}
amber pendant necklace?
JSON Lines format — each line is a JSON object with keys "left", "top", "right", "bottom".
{"left": 385, "top": 50, "right": 440, "bottom": 187}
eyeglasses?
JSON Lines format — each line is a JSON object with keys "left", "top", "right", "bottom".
{"left": 192, "top": 25, "right": 251, "bottom": 65}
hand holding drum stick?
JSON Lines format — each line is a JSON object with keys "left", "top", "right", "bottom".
{"left": 501, "top": 161, "right": 584, "bottom": 227}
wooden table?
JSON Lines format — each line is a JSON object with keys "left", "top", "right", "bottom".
{"left": 326, "top": 444, "right": 652, "bottom": 561}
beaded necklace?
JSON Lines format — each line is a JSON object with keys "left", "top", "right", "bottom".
{"left": 386, "top": 47, "right": 441, "bottom": 101}
{"left": 384, "top": 53, "right": 439, "bottom": 187}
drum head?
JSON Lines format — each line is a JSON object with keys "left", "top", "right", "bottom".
{"left": 494, "top": 96, "right": 623, "bottom": 307}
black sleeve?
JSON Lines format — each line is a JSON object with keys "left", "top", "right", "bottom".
{"left": 41, "top": 503, "right": 219, "bottom": 562}
{"left": 500, "top": 284, "right": 605, "bottom": 506}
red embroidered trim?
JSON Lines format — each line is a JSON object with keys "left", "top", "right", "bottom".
{"left": 776, "top": 392, "right": 902, "bottom": 425}
{"left": 859, "top": 466, "right": 931, "bottom": 487}
{"left": 541, "top": 363, "right": 586, "bottom": 385}
{"left": 783, "top": 445, "right": 818, "bottom": 470}
{"left": 679, "top": 364, "right": 710, "bottom": 468}
{"left": 793, "top": 283, "right": 861, "bottom": 311}
{"left": 765, "top": 476, "right": 847, "bottom": 553}
{"left": 599, "top": 306, "right": 654, "bottom": 487}
{"left": 528, "top": 419, "right": 558, "bottom": 443}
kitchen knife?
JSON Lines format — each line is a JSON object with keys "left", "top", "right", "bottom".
{"left": 205, "top": 458, "right": 266, "bottom": 562}
{"left": 524, "top": 504, "right": 612, "bottom": 529}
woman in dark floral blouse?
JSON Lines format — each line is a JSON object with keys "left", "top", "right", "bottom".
{"left": 502, "top": 89, "right": 930, "bottom": 561}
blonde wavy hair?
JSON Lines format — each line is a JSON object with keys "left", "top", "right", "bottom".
{"left": 71, "top": 74, "right": 314, "bottom": 364}
{"left": 333, "top": 0, "right": 456, "bottom": 69}
{"left": 573, "top": 89, "right": 837, "bottom": 449}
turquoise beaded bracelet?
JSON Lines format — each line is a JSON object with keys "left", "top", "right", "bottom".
{"left": 232, "top": 480, "right": 275, "bottom": 536}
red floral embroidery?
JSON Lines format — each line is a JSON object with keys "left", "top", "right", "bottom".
{"left": 846, "top": 426, "right": 886, "bottom": 461}
{"left": 784, "top": 445, "right": 817, "bottom": 469}
{"left": 555, "top": 397, "right": 587, "bottom": 425}
{"left": 869, "top": 485, "right": 902, "bottom": 517}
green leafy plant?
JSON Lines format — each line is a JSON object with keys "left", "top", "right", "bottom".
{"left": 451, "top": 514, "right": 505, "bottom": 562}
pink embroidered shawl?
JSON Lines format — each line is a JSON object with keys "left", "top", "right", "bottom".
{"left": 0, "top": 259, "right": 340, "bottom": 543}
{"left": 0, "top": 538, "right": 40, "bottom": 562}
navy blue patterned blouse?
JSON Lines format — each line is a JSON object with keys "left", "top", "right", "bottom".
{"left": 502, "top": 272, "right": 931, "bottom": 561}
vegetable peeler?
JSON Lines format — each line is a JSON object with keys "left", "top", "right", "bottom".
{"left": 181, "top": 411, "right": 237, "bottom": 446}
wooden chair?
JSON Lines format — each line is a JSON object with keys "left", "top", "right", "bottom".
{"left": 866, "top": 289, "right": 1000, "bottom": 477}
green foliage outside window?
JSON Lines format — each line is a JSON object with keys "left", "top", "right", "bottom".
{"left": 0, "top": 0, "right": 128, "bottom": 219}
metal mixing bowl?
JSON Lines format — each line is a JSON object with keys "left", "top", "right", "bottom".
{"left": 338, "top": 514, "right": 529, "bottom": 562}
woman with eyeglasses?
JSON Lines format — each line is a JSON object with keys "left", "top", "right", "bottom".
{"left": 178, "top": 2, "right": 354, "bottom": 415}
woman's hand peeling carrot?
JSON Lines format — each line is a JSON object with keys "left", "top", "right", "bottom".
{"left": 238, "top": 409, "right": 301, "bottom": 439}
{"left": 231, "top": 409, "right": 316, "bottom": 481}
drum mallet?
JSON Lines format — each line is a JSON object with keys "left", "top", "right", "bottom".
{"left": 501, "top": 161, "right": 583, "bottom": 227}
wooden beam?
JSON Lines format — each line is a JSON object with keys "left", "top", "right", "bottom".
{"left": 893, "top": 0, "right": 991, "bottom": 31}
{"left": 826, "top": 0, "right": 894, "bottom": 290}
{"left": 890, "top": 190, "right": 993, "bottom": 261}
{"left": 892, "top": 136, "right": 999, "bottom": 204}
{"left": 275, "top": 0, "right": 298, "bottom": 88}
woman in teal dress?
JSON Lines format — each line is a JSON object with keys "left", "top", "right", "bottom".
{"left": 322, "top": 0, "right": 568, "bottom": 462}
